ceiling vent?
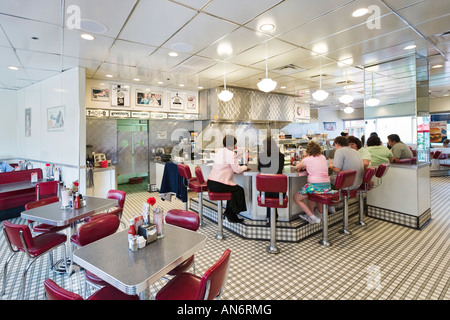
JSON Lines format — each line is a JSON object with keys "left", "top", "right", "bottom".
{"left": 336, "top": 80, "right": 356, "bottom": 86}
{"left": 426, "top": 30, "right": 450, "bottom": 43}
{"left": 271, "top": 64, "right": 306, "bottom": 75}
{"left": 310, "top": 73, "right": 329, "bottom": 79}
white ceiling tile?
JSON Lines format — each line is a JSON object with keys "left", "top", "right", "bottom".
{"left": 0, "top": 0, "right": 62, "bottom": 24}
{"left": 197, "top": 27, "right": 271, "bottom": 60}
{"left": 138, "top": 48, "right": 192, "bottom": 72}
{"left": 171, "top": 55, "right": 218, "bottom": 75}
{"left": 413, "top": 14, "right": 450, "bottom": 37}
{"left": 118, "top": 0, "right": 197, "bottom": 46}
{"left": 162, "top": 12, "right": 237, "bottom": 54}
{"left": 63, "top": 28, "right": 115, "bottom": 61}
{"left": 62, "top": 56, "right": 102, "bottom": 74}
{"left": 382, "top": 0, "right": 425, "bottom": 11}
{"left": 197, "top": 62, "right": 242, "bottom": 79}
{"left": 64, "top": 0, "right": 137, "bottom": 38}
{"left": 203, "top": 0, "right": 282, "bottom": 25}
{"left": 227, "top": 38, "right": 298, "bottom": 67}
{"left": 105, "top": 40, "right": 157, "bottom": 66}
{"left": 245, "top": 0, "right": 355, "bottom": 36}
{"left": 0, "top": 15, "right": 62, "bottom": 54}
{"left": 16, "top": 49, "right": 62, "bottom": 71}
{"left": 396, "top": 0, "right": 450, "bottom": 25}
{"left": 25, "top": 68, "right": 61, "bottom": 81}
{"left": 171, "top": 0, "right": 211, "bottom": 10}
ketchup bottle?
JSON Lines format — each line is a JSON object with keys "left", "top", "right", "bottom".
{"left": 74, "top": 193, "right": 80, "bottom": 209}
{"left": 128, "top": 218, "right": 136, "bottom": 236}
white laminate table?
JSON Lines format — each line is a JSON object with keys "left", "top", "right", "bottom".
{"left": 21, "top": 196, "right": 118, "bottom": 274}
{"left": 73, "top": 225, "right": 207, "bottom": 299}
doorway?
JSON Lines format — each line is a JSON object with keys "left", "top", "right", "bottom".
{"left": 116, "top": 119, "right": 149, "bottom": 193}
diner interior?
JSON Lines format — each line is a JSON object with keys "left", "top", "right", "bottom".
{"left": 0, "top": 0, "right": 449, "bottom": 302}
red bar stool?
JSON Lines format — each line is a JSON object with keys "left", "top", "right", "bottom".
{"left": 307, "top": 170, "right": 357, "bottom": 247}
{"left": 373, "top": 163, "right": 390, "bottom": 187}
{"left": 356, "top": 167, "right": 377, "bottom": 226}
{"left": 192, "top": 166, "right": 208, "bottom": 227}
{"left": 256, "top": 174, "right": 288, "bottom": 254}
{"left": 208, "top": 191, "right": 232, "bottom": 240}
{"left": 395, "top": 158, "right": 412, "bottom": 164}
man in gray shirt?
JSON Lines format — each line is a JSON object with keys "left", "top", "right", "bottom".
{"left": 329, "top": 136, "right": 364, "bottom": 190}
{"left": 387, "top": 134, "right": 413, "bottom": 162}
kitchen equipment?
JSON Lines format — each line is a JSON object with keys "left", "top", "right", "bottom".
{"left": 94, "top": 153, "right": 106, "bottom": 167}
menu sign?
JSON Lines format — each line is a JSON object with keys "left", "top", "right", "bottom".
{"left": 132, "top": 111, "right": 150, "bottom": 118}
{"left": 110, "top": 110, "right": 131, "bottom": 118}
{"left": 430, "top": 121, "right": 447, "bottom": 143}
{"left": 86, "top": 109, "right": 109, "bottom": 117}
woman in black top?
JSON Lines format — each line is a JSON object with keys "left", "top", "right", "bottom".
{"left": 257, "top": 137, "right": 285, "bottom": 225}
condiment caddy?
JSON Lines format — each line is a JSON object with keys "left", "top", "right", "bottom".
{"left": 128, "top": 201, "right": 164, "bottom": 252}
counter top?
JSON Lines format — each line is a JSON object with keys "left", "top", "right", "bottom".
{"left": 243, "top": 164, "right": 304, "bottom": 177}
{"left": 93, "top": 166, "right": 116, "bottom": 172}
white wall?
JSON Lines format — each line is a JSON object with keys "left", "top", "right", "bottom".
{"left": 430, "top": 96, "right": 450, "bottom": 113}
{"left": 318, "top": 109, "right": 344, "bottom": 138}
{"left": 0, "top": 89, "right": 17, "bottom": 158}
{"left": 16, "top": 67, "right": 85, "bottom": 190}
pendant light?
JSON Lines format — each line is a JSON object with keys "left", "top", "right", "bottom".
{"left": 339, "top": 69, "right": 354, "bottom": 104}
{"left": 257, "top": 42, "right": 277, "bottom": 93}
{"left": 218, "top": 62, "right": 233, "bottom": 102}
{"left": 343, "top": 105, "right": 354, "bottom": 114}
{"left": 312, "top": 57, "right": 329, "bottom": 101}
{"left": 366, "top": 73, "right": 380, "bottom": 106}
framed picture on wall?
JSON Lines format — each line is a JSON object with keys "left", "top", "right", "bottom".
{"left": 323, "top": 122, "right": 336, "bottom": 131}
{"left": 136, "top": 90, "right": 163, "bottom": 107}
{"left": 25, "top": 108, "right": 31, "bottom": 137}
{"left": 187, "top": 95, "right": 196, "bottom": 109}
{"left": 47, "top": 105, "right": 65, "bottom": 132}
{"left": 111, "top": 84, "right": 130, "bottom": 107}
{"left": 170, "top": 92, "right": 185, "bottom": 110}
{"left": 91, "top": 87, "right": 109, "bottom": 101}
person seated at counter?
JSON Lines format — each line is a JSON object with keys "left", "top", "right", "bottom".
{"left": 348, "top": 136, "right": 371, "bottom": 170}
{"left": 207, "top": 135, "right": 248, "bottom": 223}
{"left": 329, "top": 136, "right": 364, "bottom": 190}
{"left": 258, "top": 137, "right": 285, "bottom": 225}
{"left": 341, "top": 131, "right": 349, "bottom": 138}
{"left": 387, "top": 134, "right": 413, "bottom": 162}
{"left": 366, "top": 135, "right": 393, "bottom": 167}
{"left": 294, "top": 141, "right": 336, "bottom": 224}
{"left": 444, "top": 139, "right": 449, "bottom": 148}
{"left": 0, "top": 161, "right": 14, "bottom": 173}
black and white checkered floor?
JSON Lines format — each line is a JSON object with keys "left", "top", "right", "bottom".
{"left": 1, "top": 177, "right": 449, "bottom": 300}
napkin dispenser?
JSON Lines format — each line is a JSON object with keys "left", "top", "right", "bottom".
{"left": 138, "top": 224, "right": 157, "bottom": 244}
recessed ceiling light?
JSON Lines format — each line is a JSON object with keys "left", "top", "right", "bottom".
{"left": 280, "top": 86, "right": 287, "bottom": 89}
{"left": 198, "top": 86, "right": 203, "bottom": 89}
{"left": 168, "top": 52, "right": 179, "bottom": 57}
{"left": 81, "top": 33, "right": 95, "bottom": 41}
{"left": 8, "top": 66, "right": 19, "bottom": 70}
{"left": 404, "top": 44, "right": 417, "bottom": 50}
{"left": 105, "top": 74, "right": 113, "bottom": 78}
{"left": 352, "top": 8, "right": 369, "bottom": 17}
{"left": 171, "top": 43, "right": 193, "bottom": 53}
{"left": 179, "top": 84, "right": 184, "bottom": 87}
{"left": 432, "top": 64, "right": 443, "bottom": 69}
{"left": 260, "top": 24, "right": 274, "bottom": 31}
{"left": 157, "top": 81, "right": 164, "bottom": 84}
{"left": 133, "top": 78, "right": 140, "bottom": 81}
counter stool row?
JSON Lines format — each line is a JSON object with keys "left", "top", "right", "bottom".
{"left": 176, "top": 162, "right": 389, "bottom": 253}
